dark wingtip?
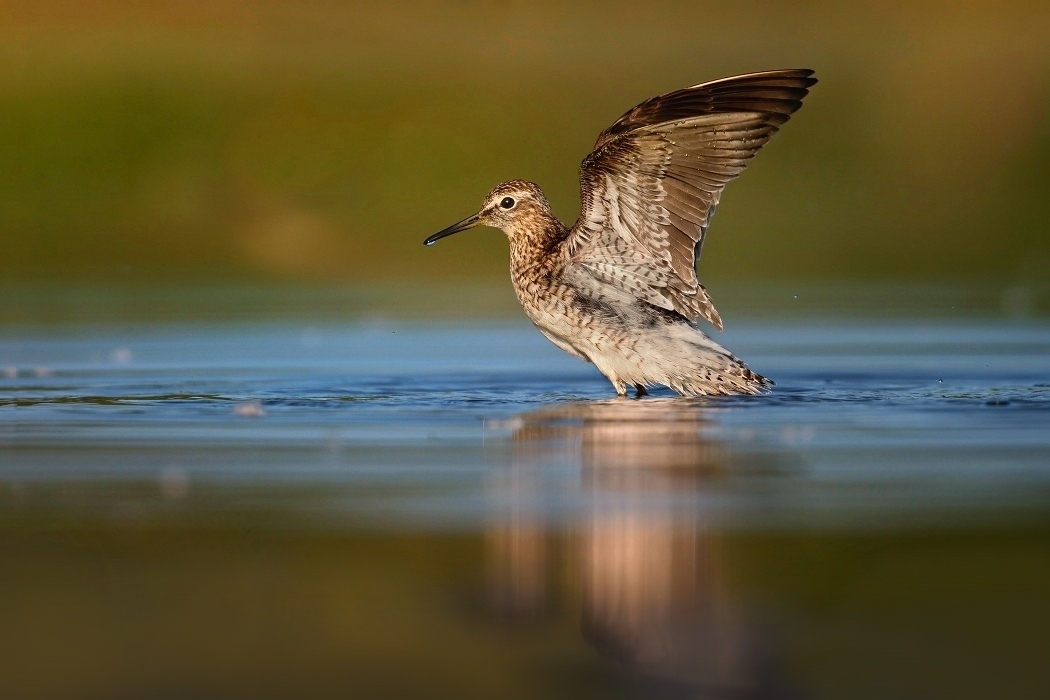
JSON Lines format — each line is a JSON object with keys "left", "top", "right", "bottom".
{"left": 594, "top": 68, "right": 819, "bottom": 149}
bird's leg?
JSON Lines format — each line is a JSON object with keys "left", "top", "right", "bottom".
{"left": 611, "top": 378, "right": 628, "bottom": 397}
{"left": 634, "top": 383, "right": 648, "bottom": 398}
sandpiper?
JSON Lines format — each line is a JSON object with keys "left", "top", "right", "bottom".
{"left": 426, "top": 69, "right": 816, "bottom": 397}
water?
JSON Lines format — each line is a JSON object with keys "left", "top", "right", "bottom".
{"left": 1, "top": 319, "right": 1048, "bottom": 699}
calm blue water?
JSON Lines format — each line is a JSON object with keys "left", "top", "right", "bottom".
{"left": 1, "top": 319, "right": 1048, "bottom": 699}
{"left": 2, "top": 320, "right": 1047, "bottom": 526}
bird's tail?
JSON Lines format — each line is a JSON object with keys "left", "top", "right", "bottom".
{"left": 640, "top": 322, "right": 771, "bottom": 396}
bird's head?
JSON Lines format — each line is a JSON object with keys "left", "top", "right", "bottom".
{"left": 424, "top": 180, "right": 555, "bottom": 246}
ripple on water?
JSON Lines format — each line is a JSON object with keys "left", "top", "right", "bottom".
{"left": 0, "top": 320, "right": 1047, "bottom": 529}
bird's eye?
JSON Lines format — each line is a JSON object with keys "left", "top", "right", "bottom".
{"left": 500, "top": 196, "right": 515, "bottom": 209}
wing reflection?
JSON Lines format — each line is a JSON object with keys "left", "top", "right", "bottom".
{"left": 488, "top": 400, "right": 788, "bottom": 697}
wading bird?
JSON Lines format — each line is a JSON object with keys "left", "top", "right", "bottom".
{"left": 425, "top": 70, "right": 816, "bottom": 397}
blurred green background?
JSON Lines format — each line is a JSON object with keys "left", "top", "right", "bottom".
{"left": 0, "top": 0, "right": 1048, "bottom": 306}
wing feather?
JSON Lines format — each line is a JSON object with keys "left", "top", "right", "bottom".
{"left": 568, "top": 69, "right": 816, "bottom": 330}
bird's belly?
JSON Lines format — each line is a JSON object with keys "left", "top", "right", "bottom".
{"left": 525, "top": 303, "right": 592, "bottom": 362}
{"left": 518, "top": 288, "right": 636, "bottom": 365}
{"left": 513, "top": 264, "right": 647, "bottom": 364}
{"left": 536, "top": 327, "right": 589, "bottom": 361}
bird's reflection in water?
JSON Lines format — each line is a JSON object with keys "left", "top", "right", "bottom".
{"left": 488, "top": 400, "right": 788, "bottom": 698}
{"left": 485, "top": 464, "right": 548, "bottom": 618}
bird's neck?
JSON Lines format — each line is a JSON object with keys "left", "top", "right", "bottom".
{"left": 508, "top": 213, "right": 569, "bottom": 274}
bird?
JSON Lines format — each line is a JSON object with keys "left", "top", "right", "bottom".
{"left": 425, "top": 69, "right": 816, "bottom": 397}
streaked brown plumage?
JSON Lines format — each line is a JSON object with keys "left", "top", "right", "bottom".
{"left": 426, "top": 69, "right": 817, "bottom": 397}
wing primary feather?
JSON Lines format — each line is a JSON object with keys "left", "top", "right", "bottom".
{"left": 571, "top": 69, "right": 816, "bottom": 325}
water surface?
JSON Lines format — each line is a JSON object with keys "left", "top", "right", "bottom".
{"left": 1, "top": 319, "right": 1048, "bottom": 699}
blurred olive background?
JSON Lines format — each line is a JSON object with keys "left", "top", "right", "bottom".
{"left": 0, "top": 0, "right": 1048, "bottom": 312}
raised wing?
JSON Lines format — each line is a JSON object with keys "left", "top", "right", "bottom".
{"left": 568, "top": 69, "right": 816, "bottom": 330}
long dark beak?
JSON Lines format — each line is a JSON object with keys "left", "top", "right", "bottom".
{"left": 424, "top": 213, "right": 481, "bottom": 246}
